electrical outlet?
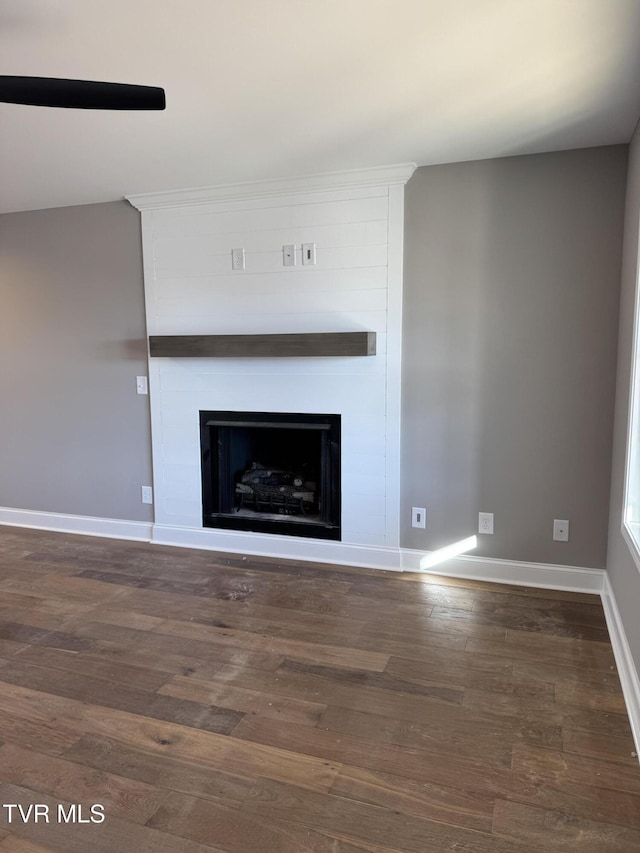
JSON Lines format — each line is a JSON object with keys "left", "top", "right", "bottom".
{"left": 141, "top": 486, "right": 153, "bottom": 505}
{"left": 553, "top": 519, "right": 569, "bottom": 541}
{"left": 412, "top": 507, "right": 426, "bottom": 529}
{"left": 231, "top": 247, "right": 245, "bottom": 270}
{"left": 478, "top": 512, "right": 494, "bottom": 534}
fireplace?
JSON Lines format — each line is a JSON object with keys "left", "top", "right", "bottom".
{"left": 200, "top": 411, "right": 341, "bottom": 540}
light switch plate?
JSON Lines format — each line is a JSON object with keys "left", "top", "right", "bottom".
{"left": 553, "top": 519, "right": 569, "bottom": 541}
{"left": 302, "top": 242, "right": 316, "bottom": 265}
{"left": 412, "top": 507, "right": 426, "bottom": 529}
{"left": 231, "top": 247, "right": 245, "bottom": 270}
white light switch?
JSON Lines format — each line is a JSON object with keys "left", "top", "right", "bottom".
{"left": 283, "top": 245, "right": 296, "bottom": 266}
{"left": 136, "top": 376, "right": 148, "bottom": 395}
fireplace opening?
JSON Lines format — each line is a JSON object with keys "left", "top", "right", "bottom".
{"left": 200, "top": 411, "right": 341, "bottom": 540}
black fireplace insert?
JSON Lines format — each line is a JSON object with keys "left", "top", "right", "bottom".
{"left": 200, "top": 411, "right": 341, "bottom": 540}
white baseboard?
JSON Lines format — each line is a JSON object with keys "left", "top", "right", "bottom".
{"left": 601, "top": 575, "right": 640, "bottom": 758}
{"left": 0, "top": 507, "right": 152, "bottom": 542}
{"left": 401, "top": 548, "right": 606, "bottom": 594}
{"left": 151, "top": 523, "right": 403, "bottom": 571}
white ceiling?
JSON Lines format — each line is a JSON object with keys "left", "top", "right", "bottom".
{"left": 2, "top": 0, "right": 640, "bottom": 214}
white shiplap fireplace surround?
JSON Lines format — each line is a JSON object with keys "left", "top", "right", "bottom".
{"left": 127, "top": 164, "right": 416, "bottom": 570}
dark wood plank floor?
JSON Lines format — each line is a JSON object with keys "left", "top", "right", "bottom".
{"left": 0, "top": 526, "right": 639, "bottom": 852}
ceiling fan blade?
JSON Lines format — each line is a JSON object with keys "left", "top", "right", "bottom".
{"left": 0, "top": 76, "right": 165, "bottom": 110}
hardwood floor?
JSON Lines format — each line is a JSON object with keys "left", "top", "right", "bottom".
{"left": 0, "top": 526, "right": 638, "bottom": 852}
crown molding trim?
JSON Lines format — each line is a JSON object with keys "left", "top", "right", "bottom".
{"left": 126, "top": 163, "right": 417, "bottom": 211}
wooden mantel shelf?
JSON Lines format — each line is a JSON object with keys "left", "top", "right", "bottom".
{"left": 148, "top": 332, "right": 376, "bottom": 359}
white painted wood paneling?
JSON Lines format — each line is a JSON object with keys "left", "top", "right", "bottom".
{"left": 153, "top": 244, "right": 388, "bottom": 279}
{"left": 149, "top": 192, "right": 390, "bottom": 237}
{"left": 153, "top": 220, "right": 388, "bottom": 262}
{"left": 155, "top": 287, "right": 388, "bottom": 320}
{"left": 154, "top": 266, "right": 389, "bottom": 298}
{"left": 152, "top": 311, "right": 388, "bottom": 336}
{"left": 132, "top": 167, "right": 411, "bottom": 554}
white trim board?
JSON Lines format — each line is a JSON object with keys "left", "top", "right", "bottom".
{"left": 401, "top": 548, "right": 606, "bottom": 594}
{"left": 601, "top": 574, "right": 640, "bottom": 758}
{"left": 151, "top": 524, "right": 403, "bottom": 572}
{"left": 127, "top": 163, "right": 417, "bottom": 211}
{"left": 0, "top": 507, "right": 152, "bottom": 543}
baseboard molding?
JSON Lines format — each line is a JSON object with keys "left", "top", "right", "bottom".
{"left": 401, "top": 548, "right": 606, "bottom": 593}
{"left": 151, "top": 523, "right": 404, "bottom": 571}
{"left": 601, "top": 575, "right": 640, "bottom": 757}
{"left": 0, "top": 507, "right": 152, "bottom": 542}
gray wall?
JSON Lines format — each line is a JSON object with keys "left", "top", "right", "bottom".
{"left": 607, "top": 122, "right": 640, "bottom": 672}
{"left": 0, "top": 201, "right": 153, "bottom": 522}
{"left": 401, "top": 146, "right": 627, "bottom": 568}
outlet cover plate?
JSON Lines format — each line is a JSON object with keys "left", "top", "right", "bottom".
{"left": 412, "top": 507, "right": 426, "bottom": 529}
{"left": 478, "top": 512, "right": 494, "bottom": 534}
{"left": 231, "top": 247, "right": 245, "bottom": 270}
{"left": 553, "top": 519, "right": 569, "bottom": 541}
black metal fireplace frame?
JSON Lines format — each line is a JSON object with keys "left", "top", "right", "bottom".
{"left": 199, "top": 410, "right": 341, "bottom": 540}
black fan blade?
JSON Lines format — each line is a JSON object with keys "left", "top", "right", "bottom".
{"left": 0, "top": 77, "right": 165, "bottom": 110}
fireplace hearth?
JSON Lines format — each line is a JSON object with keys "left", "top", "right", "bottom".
{"left": 200, "top": 411, "right": 341, "bottom": 540}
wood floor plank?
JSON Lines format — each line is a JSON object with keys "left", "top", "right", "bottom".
{"left": 233, "top": 712, "right": 515, "bottom": 783}
{"left": 555, "top": 681, "right": 629, "bottom": 713}
{"left": 212, "top": 662, "right": 463, "bottom": 725}
{"left": 511, "top": 659, "right": 623, "bottom": 694}
{"left": 64, "top": 734, "right": 257, "bottom": 805}
{"left": 0, "top": 706, "right": 82, "bottom": 756}
{"left": 329, "top": 764, "right": 494, "bottom": 832}
{"left": 158, "top": 674, "right": 327, "bottom": 725}
{"left": 492, "top": 798, "right": 640, "bottom": 851}
{"left": 0, "top": 839, "right": 58, "bottom": 853}
{"left": 0, "top": 621, "right": 90, "bottom": 653}
{"left": 385, "top": 653, "right": 541, "bottom": 695}
{"left": 0, "top": 660, "right": 243, "bottom": 735}
{"left": 0, "top": 784, "right": 225, "bottom": 853}
{"left": 466, "top": 630, "right": 617, "bottom": 670}
{"left": 237, "top": 776, "right": 526, "bottom": 853}
{"left": 147, "top": 791, "right": 377, "bottom": 853}
{"left": 360, "top": 617, "right": 506, "bottom": 642}
{"left": 0, "top": 743, "right": 169, "bottom": 825}
{"left": 148, "top": 618, "right": 390, "bottom": 671}
{"left": 430, "top": 604, "right": 610, "bottom": 642}
{"left": 280, "top": 658, "right": 464, "bottom": 704}
{"left": 562, "top": 728, "right": 639, "bottom": 765}
{"left": 512, "top": 743, "right": 640, "bottom": 795}
{"left": 11, "top": 645, "right": 174, "bottom": 692}
{"left": 317, "top": 704, "right": 524, "bottom": 763}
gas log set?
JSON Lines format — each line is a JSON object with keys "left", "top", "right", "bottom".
{"left": 235, "top": 462, "right": 317, "bottom": 516}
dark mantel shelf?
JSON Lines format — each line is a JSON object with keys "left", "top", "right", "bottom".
{"left": 149, "top": 332, "right": 376, "bottom": 358}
